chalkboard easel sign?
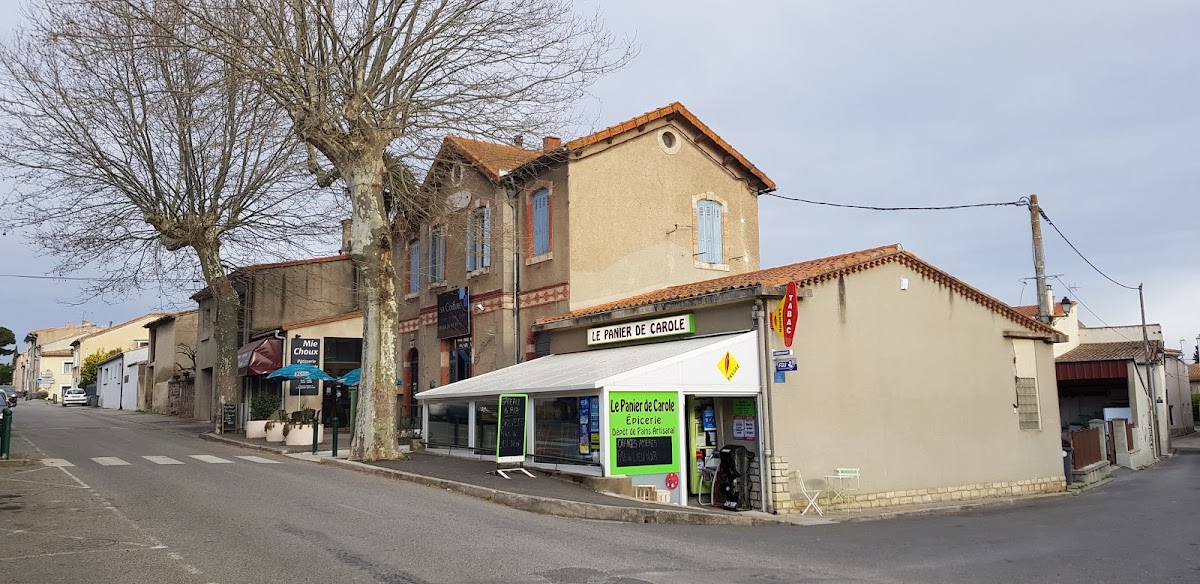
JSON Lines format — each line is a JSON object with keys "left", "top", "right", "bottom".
{"left": 496, "top": 393, "right": 528, "bottom": 464}
{"left": 221, "top": 403, "right": 237, "bottom": 433}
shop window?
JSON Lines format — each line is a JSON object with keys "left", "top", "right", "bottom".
{"left": 1015, "top": 377, "right": 1040, "bottom": 430}
{"left": 696, "top": 198, "right": 724, "bottom": 264}
{"left": 466, "top": 206, "right": 491, "bottom": 272}
{"left": 533, "top": 396, "right": 598, "bottom": 464}
{"left": 474, "top": 401, "right": 498, "bottom": 454}
{"left": 426, "top": 401, "right": 469, "bottom": 447}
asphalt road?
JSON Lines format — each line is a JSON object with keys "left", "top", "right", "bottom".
{"left": 3, "top": 401, "right": 1198, "bottom": 584}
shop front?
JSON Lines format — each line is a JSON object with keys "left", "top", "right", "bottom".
{"left": 416, "top": 325, "right": 763, "bottom": 508}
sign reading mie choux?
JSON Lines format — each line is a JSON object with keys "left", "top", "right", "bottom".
{"left": 587, "top": 314, "right": 695, "bottom": 346}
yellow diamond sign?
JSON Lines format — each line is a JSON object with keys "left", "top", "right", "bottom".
{"left": 717, "top": 351, "right": 740, "bottom": 381}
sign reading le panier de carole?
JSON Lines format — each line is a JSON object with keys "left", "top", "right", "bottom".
{"left": 587, "top": 314, "right": 695, "bottom": 346}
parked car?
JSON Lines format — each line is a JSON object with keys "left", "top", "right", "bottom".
{"left": 0, "top": 386, "right": 15, "bottom": 407}
{"left": 61, "top": 387, "right": 88, "bottom": 407}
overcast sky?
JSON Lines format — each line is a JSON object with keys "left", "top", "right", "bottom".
{"left": 3, "top": 1, "right": 1198, "bottom": 357}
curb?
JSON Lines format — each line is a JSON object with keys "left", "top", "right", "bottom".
{"left": 310, "top": 456, "right": 794, "bottom": 527}
{"left": 840, "top": 490, "right": 1074, "bottom": 523}
{"left": 200, "top": 431, "right": 790, "bottom": 526}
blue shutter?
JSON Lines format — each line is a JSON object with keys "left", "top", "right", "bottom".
{"left": 481, "top": 206, "right": 492, "bottom": 268}
{"left": 466, "top": 213, "right": 476, "bottom": 272}
{"left": 409, "top": 239, "right": 420, "bottom": 293}
{"left": 532, "top": 189, "right": 550, "bottom": 256}
{"left": 697, "top": 200, "right": 723, "bottom": 264}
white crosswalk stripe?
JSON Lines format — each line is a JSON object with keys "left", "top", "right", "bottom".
{"left": 41, "top": 458, "right": 74, "bottom": 467}
{"left": 37, "top": 455, "right": 284, "bottom": 467}
{"left": 142, "top": 456, "right": 185, "bottom": 465}
{"left": 92, "top": 457, "right": 131, "bottom": 466}
{"left": 188, "top": 454, "right": 234, "bottom": 464}
{"left": 236, "top": 455, "right": 282, "bottom": 464}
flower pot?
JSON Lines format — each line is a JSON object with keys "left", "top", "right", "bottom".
{"left": 245, "top": 420, "right": 269, "bottom": 439}
{"left": 284, "top": 423, "right": 324, "bottom": 447}
{"left": 265, "top": 423, "right": 285, "bottom": 443}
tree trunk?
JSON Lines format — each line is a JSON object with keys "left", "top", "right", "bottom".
{"left": 195, "top": 242, "right": 240, "bottom": 432}
{"left": 344, "top": 161, "right": 404, "bottom": 461}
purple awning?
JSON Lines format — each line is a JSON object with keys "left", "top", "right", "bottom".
{"left": 237, "top": 338, "right": 283, "bottom": 376}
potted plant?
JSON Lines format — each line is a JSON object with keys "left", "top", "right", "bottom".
{"left": 264, "top": 409, "right": 287, "bottom": 443}
{"left": 284, "top": 408, "right": 323, "bottom": 447}
{"left": 245, "top": 393, "right": 281, "bottom": 439}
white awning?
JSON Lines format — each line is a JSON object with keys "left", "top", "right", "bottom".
{"left": 416, "top": 331, "right": 761, "bottom": 400}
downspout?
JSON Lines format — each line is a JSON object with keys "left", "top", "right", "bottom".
{"left": 507, "top": 187, "right": 521, "bottom": 366}
{"left": 753, "top": 297, "right": 776, "bottom": 514}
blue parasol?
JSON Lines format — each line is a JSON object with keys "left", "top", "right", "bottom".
{"left": 266, "top": 363, "right": 335, "bottom": 382}
{"left": 335, "top": 368, "right": 361, "bottom": 386}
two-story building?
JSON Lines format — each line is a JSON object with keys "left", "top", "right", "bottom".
{"left": 70, "top": 314, "right": 163, "bottom": 387}
{"left": 143, "top": 311, "right": 199, "bottom": 415}
{"left": 19, "top": 322, "right": 105, "bottom": 400}
{"left": 396, "top": 102, "right": 775, "bottom": 413}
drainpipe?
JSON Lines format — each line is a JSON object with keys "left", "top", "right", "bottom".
{"left": 506, "top": 187, "right": 521, "bottom": 365}
{"left": 753, "top": 297, "right": 776, "bottom": 514}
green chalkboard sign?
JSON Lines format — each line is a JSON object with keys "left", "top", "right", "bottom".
{"left": 496, "top": 394, "right": 528, "bottom": 463}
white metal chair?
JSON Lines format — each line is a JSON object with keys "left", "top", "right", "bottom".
{"left": 698, "top": 452, "right": 720, "bottom": 507}
{"left": 794, "top": 470, "right": 824, "bottom": 516}
{"left": 823, "top": 467, "right": 862, "bottom": 509}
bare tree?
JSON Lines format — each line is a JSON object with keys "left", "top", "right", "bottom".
{"left": 0, "top": 1, "right": 341, "bottom": 431}
{"left": 126, "top": 0, "right": 633, "bottom": 460}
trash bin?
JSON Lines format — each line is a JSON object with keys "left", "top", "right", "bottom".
{"left": 1062, "top": 447, "right": 1073, "bottom": 485}
{"left": 87, "top": 396, "right": 99, "bottom": 407}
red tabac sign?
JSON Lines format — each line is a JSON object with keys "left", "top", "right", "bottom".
{"left": 770, "top": 281, "right": 799, "bottom": 347}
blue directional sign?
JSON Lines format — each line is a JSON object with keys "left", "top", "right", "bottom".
{"left": 775, "top": 359, "right": 797, "bottom": 372}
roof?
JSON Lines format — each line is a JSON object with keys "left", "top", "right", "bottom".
{"left": 1012, "top": 303, "right": 1066, "bottom": 319}
{"left": 1057, "top": 341, "right": 1164, "bottom": 363}
{"left": 441, "top": 136, "right": 543, "bottom": 184}
{"left": 41, "top": 349, "right": 73, "bottom": 357}
{"left": 71, "top": 313, "right": 167, "bottom": 346}
{"left": 143, "top": 310, "right": 198, "bottom": 329}
{"left": 192, "top": 255, "right": 351, "bottom": 300}
{"left": 283, "top": 311, "right": 363, "bottom": 331}
{"left": 1189, "top": 363, "right": 1200, "bottom": 382}
{"left": 417, "top": 331, "right": 758, "bottom": 400}
{"left": 538, "top": 244, "right": 1060, "bottom": 337}
{"left": 563, "top": 102, "right": 775, "bottom": 191}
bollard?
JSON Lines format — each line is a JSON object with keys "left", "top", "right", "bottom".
{"left": 1, "top": 407, "right": 11, "bottom": 460}
{"left": 311, "top": 410, "right": 319, "bottom": 455}
{"left": 349, "top": 388, "right": 358, "bottom": 436}
{"left": 331, "top": 416, "right": 339, "bottom": 458}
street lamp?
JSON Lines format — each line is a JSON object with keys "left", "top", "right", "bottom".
{"left": 1060, "top": 296, "right": 1073, "bottom": 316}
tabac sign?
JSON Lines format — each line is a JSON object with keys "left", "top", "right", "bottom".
{"left": 587, "top": 314, "right": 695, "bottom": 346}
{"left": 769, "top": 281, "right": 799, "bottom": 347}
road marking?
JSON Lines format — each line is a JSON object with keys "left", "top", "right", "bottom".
{"left": 188, "top": 455, "right": 233, "bottom": 464}
{"left": 41, "top": 458, "right": 74, "bottom": 467}
{"left": 143, "top": 456, "right": 185, "bottom": 465}
{"left": 92, "top": 457, "right": 131, "bottom": 466}
{"left": 235, "top": 455, "right": 281, "bottom": 464}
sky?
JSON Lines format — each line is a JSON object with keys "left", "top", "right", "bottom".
{"left": 2, "top": 1, "right": 1199, "bottom": 357}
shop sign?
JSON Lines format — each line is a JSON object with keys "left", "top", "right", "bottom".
{"left": 496, "top": 394, "right": 528, "bottom": 464}
{"left": 221, "top": 403, "right": 237, "bottom": 432}
{"left": 769, "top": 281, "right": 799, "bottom": 347}
{"left": 771, "top": 349, "right": 793, "bottom": 358}
{"left": 717, "top": 351, "right": 740, "bottom": 381}
{"left": 587, "top": 314, "right": 694, "bottom": 346}
{"left": 437, "top": 287, "right": 471, "bottom": 340}
{"left": 732, "top": 398, "right": 757, "bottom": 441}
{"left": 609, "top": 391, "right": 679, "bottom": 475}
{"left": 774, "top": 371, "right": 786, "bottom": 383}
{"left": 289, "top": 338, "right": 320, "bottom": 396}
{"left": 775, "top": 359, "right": 797, "bottom": 372}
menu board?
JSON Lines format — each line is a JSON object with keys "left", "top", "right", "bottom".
{"left": 221, "top": 403, "right": 237, "bottom": 432}
{"left": 496, "top": 394, "right": 528, "bottom": 464}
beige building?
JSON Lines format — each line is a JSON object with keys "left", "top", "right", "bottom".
{"left": 143, "top": 311, "right": 199, "bottom": 415}
{"left": 396, "top": 102, "right": 774, "bottom": 410}
{"left": 419, "top": 244, "right": 1068, "bottom": 513}
{"left": 70, "top": 314, "right": 164, "bottom": 387}
{"left": 19, "top": 321, "right": 105, "bottom": 400}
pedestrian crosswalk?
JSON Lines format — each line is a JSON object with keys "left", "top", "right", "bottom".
{"left": 39, "top": 454, "right": 285, "bottom": 468}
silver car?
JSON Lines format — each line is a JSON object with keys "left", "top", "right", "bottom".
{"left": 61, "top": 387, "right": 88, "bottom": 407}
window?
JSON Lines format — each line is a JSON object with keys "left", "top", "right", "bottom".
{"left": 428, "top": 226, "right": 446, "bottom": 283}
{"left": 63, "top": 362, "right": 73, "bottom": 374}
{"left": 1015, "top": 377, "right": 1040, "bottom": 430}
{"left": 466, "top": 206, "right": 492, "bottom": 272}
{"left": 474, "top": 401, "right": 497, "bottom": 454}
{"left": 533, "top": 396, "right": 598, "bottom": 464}
{"left": 408, "top": 238, "right": 420, "bottom": 294}
{"left": 426, "top": 401, "right": 469, "bottom": 447}
{"left": 696, "top": 198, "right": 724, "bottom": 264}
{"left": 531, "top": 188, "right": 550, "bottom": 257}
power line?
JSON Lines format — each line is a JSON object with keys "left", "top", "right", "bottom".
{"left": 761, "top": 193, "right": 1029, "bottom": 212}
{"left": 0, "top": 273, "right": 200, "bottom": 283}
{"left": 1039, "top": 209, "right": 1138, "bottom": 290}
{"left": 1053, "top": 275, "right": 1138, "bottom": 343}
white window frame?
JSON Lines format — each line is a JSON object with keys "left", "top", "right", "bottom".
{"left": 62, "top": 361, "right": 73, "bottom": 374}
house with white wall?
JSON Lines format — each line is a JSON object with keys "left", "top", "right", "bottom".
{"left": 97, "top": 348, "right": 148, "bottom": 411}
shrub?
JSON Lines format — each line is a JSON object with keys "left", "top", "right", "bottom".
{"left": 35, "top": 390, "right": 48, "bottom": 400}
{"left": 249, "top": 392, "right": 281, "bottom": 421}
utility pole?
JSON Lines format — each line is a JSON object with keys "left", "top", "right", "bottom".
{"left": 1028, "top": 194, "right": 1052, "bottom": 323}
{"left": 1138, "top": 284, "right": 1161, "bottom": 458}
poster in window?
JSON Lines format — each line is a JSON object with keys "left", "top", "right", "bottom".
{"left": 578, "top": 397, "right": 591, "bottom": 455}
{"left": 609, "top": 391, "right": 680, "bottom": 476}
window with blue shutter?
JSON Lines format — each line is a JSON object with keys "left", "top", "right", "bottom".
{"left": 408, "top": 239, "right": 420, "bottom": 294}
{"left": 532, "top": 188, "right": 550, "bottom": 257}
{"left": 696, "top": 199, "right": 723, "bottom": 264}
{"left": 428, "top": 226, "right": 445, "bottom": 282}
{"left": 467, "top": 206, "right": 492, "bottom": 272}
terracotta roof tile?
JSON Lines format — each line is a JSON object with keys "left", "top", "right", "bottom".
{"left": 41, "top": 349, "right": 73, "bottom": 357}
{"left": 1057, "top": 341, "right": 1163, "bottom": 363}
{"left": 442, "top": 136, "right": 543, "bottom": 184}
{"left": 538, "top": 244, "right": 1059, "bottom": 337}
{"left": 563, "top": 102, "right": 775, "bottom": 191}
{"left": 1012, "top": 303, "right": 1066, "bottom": 319}
{"left": 1189, "top": 363, "right": 1200, "bottom": 382}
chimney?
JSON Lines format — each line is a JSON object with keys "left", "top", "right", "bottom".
{"left": 542, "top": 136, "right": 562, "bottom": 151}
{"left": 512, "top": 135, "right": 524, "bottom": 148}
{"left": 340, "top": 219, "right": 353, "bottom": 255}
{"left": 1044, "top": 285, "right": 1054, "bottom": 315}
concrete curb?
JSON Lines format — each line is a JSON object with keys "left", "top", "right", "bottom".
{"left": 199, "top": 432, "right": 301, "bottom": 455}
{"left": 840, "top": 490, "right": 1075, "bottom": 523}
{"left": 310, "top": 456, "right": 794, "bottom": 527}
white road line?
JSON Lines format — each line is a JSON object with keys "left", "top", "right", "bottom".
{"left": 41, "top": 458, "right": 75, "bottom": 467}
{"left": 235, "top": 455, "right": 282, "bottom": 464}
{"left": 92, "top": 457, "right": 131, "bottom": 466}
{"left": 188, "top": 454, "right": 233, "bottom": 464}
{"left": 143, "top": 456, "right": 185, "bottom": 465}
